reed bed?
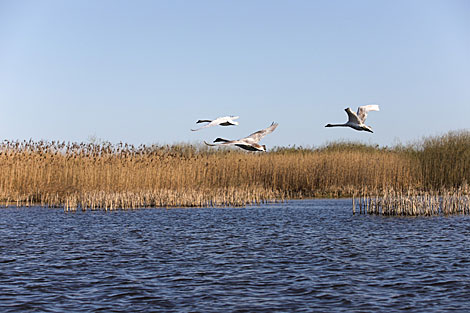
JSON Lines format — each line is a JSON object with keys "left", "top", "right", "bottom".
{"left": 354, "top": 185, "right": 470, "bottom": 216}
{"left": 0, "top": 130, "right": 469, "bottom": 211}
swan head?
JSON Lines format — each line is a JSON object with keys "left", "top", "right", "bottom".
{"left": 325, "top": 124, "right": 333, "bottom": 128}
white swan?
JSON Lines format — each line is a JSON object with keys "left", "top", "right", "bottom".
{"left": 191, "top": 116, "right": 239, "bottom": 131}
{"left": 325, "top": 105, "right": 380, "bottom": 133}
{"left": 204, "top": 122, "right": 278, "bottom": 152}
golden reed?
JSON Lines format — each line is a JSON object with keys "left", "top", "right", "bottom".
{"left": 354, "top": 185, "right": 470, "bottom": 216}
{"left": 0, "top": 130, "right": 469, "bottom": 211}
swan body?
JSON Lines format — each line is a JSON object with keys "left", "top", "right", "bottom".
{"left": 204, "top": 122, "right": 278, "bottom": 152}
{"left": 191, "top": 116, "right": 239, "bottom": 131}
{"left": 325, "top": 105, "right": 379, "bottom": 133}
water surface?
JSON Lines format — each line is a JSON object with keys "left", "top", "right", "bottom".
{"left": 1, "top": 199, "right": 470, "bottom": 312}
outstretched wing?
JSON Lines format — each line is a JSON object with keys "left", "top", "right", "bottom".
{"left": 243, "top": 122, "right": 278, "bottom": 143}
{"left": 213, "top": 116, "right": 236, "bottom": 124}
{"left": 345, "top": 108, "right": 361, "bottom": 124}
{"left": 192, "top": 116, "right": 233, "bottom": 131}
{"left": 220, "top": 121, "right": 237, "bottom": 126}
{"left": 356, "top": 105, "right": 379, "bottom": 123}
{"left": 191, "top": 124, "right": 212, "bottom": 131}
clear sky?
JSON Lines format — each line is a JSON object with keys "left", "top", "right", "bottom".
{"left": 1, "top": 0, "right": 469, "bottom": 148}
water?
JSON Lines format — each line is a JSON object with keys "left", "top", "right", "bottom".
{"left": 1, "top": 199, "right": 470, "bottom": 312}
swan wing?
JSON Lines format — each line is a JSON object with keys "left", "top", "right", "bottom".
{"left": 345, "top": 108, "right": 361, "bottom": 125}
{"left": 204, "top": 139, "right": 240, "bottom": 146}
{"left": 223, "top": 116, "right": 239, "bottom": 125}
{"left": 243, "top": 122, "right": 278, "bottom": 143}
{"left": 357, "top": 105, "right": 379, "bottom": 123}
{"left": 191, "top": 124, "right": 212, "bottom": 131}
{"left": 212, "top": 116, "right": 228, "bottom": 124}
{"left": 191, "top": 117, "right": 225, "bottom": 131}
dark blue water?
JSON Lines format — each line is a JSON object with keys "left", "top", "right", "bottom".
{"left": 1, "top": 199, "right": 470, "bottom": 312}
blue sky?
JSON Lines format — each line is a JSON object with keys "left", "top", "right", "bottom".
{"left": 1, "top": 0, "right": 469, "bottom": 148}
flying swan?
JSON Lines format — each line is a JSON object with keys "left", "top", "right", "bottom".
{"left": 191, "top": 116, "right": 239, "bottom": 131}
{"left": 204, "top": 122, "right": 278, "bottom": 152}
{"left": 325, "top": 105, "right": 380, "bottom": 133}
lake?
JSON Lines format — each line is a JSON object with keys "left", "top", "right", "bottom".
{"left": 1, "top": 199, "right": 470, "bottom": 312}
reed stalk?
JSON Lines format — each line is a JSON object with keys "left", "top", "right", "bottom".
{"left": 0, "top": 130, "right": 469, "bottom": 211}
{"left": 355, "top": 184, "right": 470, "bottom": 216}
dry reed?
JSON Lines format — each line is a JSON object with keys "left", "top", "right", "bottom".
{"left": 354, "top": 184, "right": 470, "bottom": 216}
{"left": 0, "top": 130, "right": 469, "bottom": 211}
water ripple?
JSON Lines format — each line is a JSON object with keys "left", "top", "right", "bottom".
{"left": 1, "top": 200, "right": 470, "bottom": 312}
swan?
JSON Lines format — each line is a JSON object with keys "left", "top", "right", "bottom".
{"left": 325, "top": 105, "right": 380, "bottom": 133}
{"left": 191, "top": 116, "right": 239, "bottom": 131}
{"left": 204, "top": 122, "right": 278, "bottom": 152}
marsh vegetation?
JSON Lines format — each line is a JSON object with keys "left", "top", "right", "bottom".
{"left": 0, "top": 130, "right": 469, "bottom": 211}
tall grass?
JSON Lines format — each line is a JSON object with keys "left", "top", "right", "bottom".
{"left": 355, "top": 185, "right": 470, "bottom": 216}
{"left": 415, "top": 131, "right": 470, "bottom": 189}
{"left": 0, "top": 130, "right": 469, "bottom": 209}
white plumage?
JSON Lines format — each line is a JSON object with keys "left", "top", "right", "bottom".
{"left": 191, "top": 116, "right": 239, "bottom": 131}
{"left": 325, "top": 105, "right": 380, "bottom": 133}
{"left": 204, "top": 122, "right": 278, "bottom": 152}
